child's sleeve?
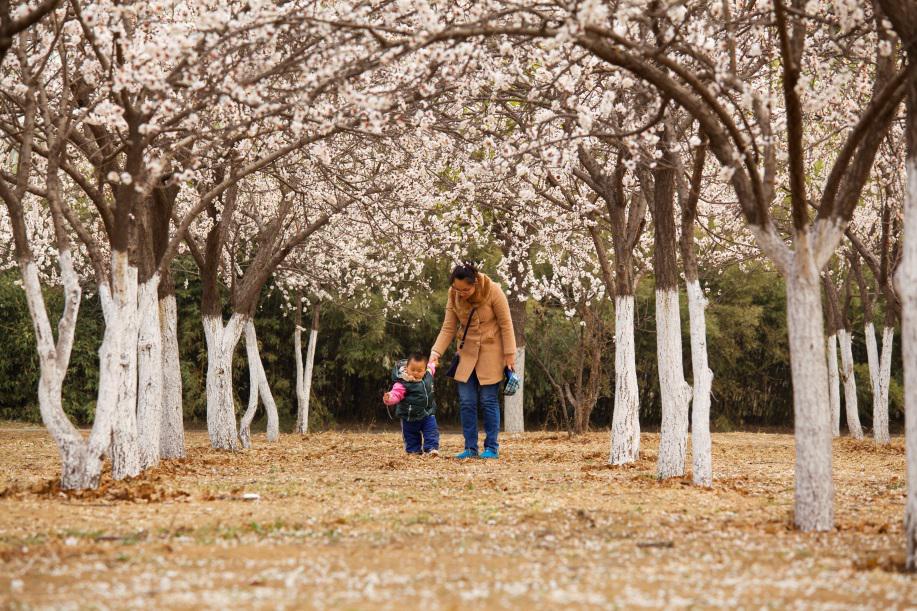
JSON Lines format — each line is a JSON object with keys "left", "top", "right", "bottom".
{"left": 384, "top": 382, "right": 406, "bottom": 405}
{"left": 427, "top": 362, "right": 437, "bottom": 376}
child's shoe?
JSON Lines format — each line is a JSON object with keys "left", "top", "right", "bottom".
{"left": 454, "top": 449, "right": 478, "bottom": 460}
{"left": 480, "top": 448, "right": 499, "bottom": 460}
{"left": 425, "top": 449, "right": 440, "bottom": 457}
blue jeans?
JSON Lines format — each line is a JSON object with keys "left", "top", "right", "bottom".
{"left": 456, "top": 370, "right": 500, "bottom": 453}
{"left": 401, "top": 415, "right": 439, "bottom": 453}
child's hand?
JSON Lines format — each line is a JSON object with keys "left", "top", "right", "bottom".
{"left": 383, "top": 392, "right": 391, "bottom": 404}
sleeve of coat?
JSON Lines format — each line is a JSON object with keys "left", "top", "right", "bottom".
{"left": 493, "top": 286, "right": 517, "bottom": 356}
{"left": 432, "top": 294, "right": 458, "bottom": 357}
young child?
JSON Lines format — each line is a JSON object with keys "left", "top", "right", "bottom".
{"left": 383, "top": 352, "right": 440, "bottom": 455}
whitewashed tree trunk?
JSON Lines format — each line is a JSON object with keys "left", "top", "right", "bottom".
{"left": 504, "top": 346, "right": 525, "bottom": 434}
{"left": 874, "top": 326, "right": 894, "bottom": 445}
{"left": 785, "top": 267, "right": 834, "bottom": 531}
{"left": 296, "top": 304, "right": 320, "bottom": 435}
{"left": 827, "top": 333, "right": 841, "bottom": 437}
{"left": 865, "top": 321, "right": 890, "bottom": 445}
{"left": 610, "top": 295, "right": 640, "bottom": 464}
{"left": 26, "top": 259, "right": 83, "bottom": 479}
{"left": 21, "top": 253, "right": 111, "bottom": 489}
{"left": 301, "top": 325, "right": 318, "bottom": 433}
{"left": 240, "top": 330, "right": 261, "bottom": 450}
{"left": 656, "top": 289, "right": 692, "bottom": 479}
{"left": 239, "top": 320, "right": 280, "bottom": 448}
{"left": 294, "top": 317, "right": 307, "bottom": 434}
{"left": 838, "top": 328, "right": 864, "bottom": 439}
{"left": 203, "top": 313, "right": 245, "bottom": 451}
{"left": 898, "top": 154, "right": 917, "bottom": 570}
{"left": 159, "top": 292, "right": 184, "bottom": 459}
{"left": 105, "top": 252, "right": 142, "bottom": 480}
{"left": 865, "top": 322, "right": 881, "bottom": 407}
{"left": 136, "top": 274, "right": 163, "bottom": 470}
{"left": 686, "top": 280, "right": 713, "bottom": 487}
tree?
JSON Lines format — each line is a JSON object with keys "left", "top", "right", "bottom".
{"left": 647, "top": 123, "right": 692, "bottom": 479}
{"left": 294, "top": 298, "right": 320, "bottom": 434}
{"left": 0, "top": 18, "right": 110, "bottom": 488}
{"left": 676, "top": 134, "right": 714, "bottom": 486}
{"left": 874, "top": 0, "right": 917, "bottom": 571}
{"left": 846, "top": 174, "right": 903, "bottom": 446}
{"left": 825, "top": 263, "right": 864, "bottom": 439}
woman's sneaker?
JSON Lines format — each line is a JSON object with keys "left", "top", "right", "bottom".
{"left": 454, "top": 449, "right": 478, "bottom": 459}
{"left": 480, "top": 448, "right": 499, "bottom": 460}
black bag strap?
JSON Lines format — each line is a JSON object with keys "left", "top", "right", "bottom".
{"left": 458, "top": 308, "right": 476, "bottom": 349}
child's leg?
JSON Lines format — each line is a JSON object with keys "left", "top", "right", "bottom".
{"left": 402, "top": 419, "right": 423, "bottom": 454}
{"left": 421, "top": 415, "right": 440, "bottom": 452}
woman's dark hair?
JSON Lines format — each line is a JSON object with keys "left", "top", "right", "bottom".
{"left": 407, "top": 351, "right": 429, "bottom": 364}
{"left": 450, "top": 262, "right": 478, "bottom": 284}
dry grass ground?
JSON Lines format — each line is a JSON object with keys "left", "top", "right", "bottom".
{"left": 0, "top": 424, "right": 913, "bottom": 609}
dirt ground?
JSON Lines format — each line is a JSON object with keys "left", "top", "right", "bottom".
{"left": 0, "top": 424, "right": 913, "bottom": 610}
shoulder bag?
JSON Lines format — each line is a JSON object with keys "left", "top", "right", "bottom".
{"left": 445, "top": 307, "right": 476, "bottom": 378}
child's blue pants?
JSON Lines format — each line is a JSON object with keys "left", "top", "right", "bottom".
{"left": 401, "top": 415, "right": 439, "bottom": 453}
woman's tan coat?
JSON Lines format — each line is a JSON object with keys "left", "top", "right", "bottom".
{"left": 432, "top": 273, "right": 516, "bottom": 385}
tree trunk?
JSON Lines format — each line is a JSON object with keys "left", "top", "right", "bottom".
{"left": 136, "top": 273, "right": 163, "bottom": 470}
{"left": 578, "top": 146, "right": 645, "bottom": 465}
{"left": 105, "top": 251, "right": 142, "bottom": 480}
{"left": 239, "top": 323, "right": 260, "bottom": 449}
{"left": 294, "top": 299, "right": 306, "bottom": 434}
{"left": 610, "top": 295, "right": 640, "bottom": 464}
{"left": 827, "top": 333, "right": 841, "bottom": 437}
{"left": 505, "top": 346, "right": 525, "bottom": 431}
{"left": 655, "top": 288, "right": 692, "bottom": 478}
{"left": 837, "top": 328, "right": 864, "bottom": 439}
{"left": 899, "top": 140, "right": 917, "bottom": 570}
{"left": 686, "top": 279, "right": 713, "bottom": 486}
{"left": 504, "top": 293, "right": 526, "bottom": 434}
{"left": 296, "top": 303, "right": 320, "bottom": 435}
{"left": 239, "top": 320, "right": 280, "bottom": 448}
{"left": 651, "top": 137, "right": 692, "bottom": 480}
{"left": 786, "top": 265, "right": 834, "bottom": 532}
{"left": 823, "top": 274, "right": 842, "bottom": 438}
{"left": 203, "top": 313, "right": 245, "bottom": 451}
{"left": 151, "top": 186, "right": 184, "bottom": 459}
{"left": 865, "top": 322, "right": 882, "bottom": 442}
{"left": 22, "top": 253, "right": 109, "bottom": 489}
{"left": 679, "top": 138, "right": 713, "bottom": 487}
{"left": 158, "top": 288, "right": 185, "bottom": 459}
{"left": 874, "top": 325, "right": 894, "bottom": 445}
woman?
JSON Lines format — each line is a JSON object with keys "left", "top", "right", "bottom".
{"left": 430, "top": 263, "right": 516, "bottom": 459}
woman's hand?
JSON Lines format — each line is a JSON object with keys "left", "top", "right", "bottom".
{"left": 429, "top": 352, "right": 440, "bottom": 366}
{"left": 504, "top": 353, "right": 516, "bottom": 371}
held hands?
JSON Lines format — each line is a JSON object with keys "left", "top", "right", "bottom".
{"left": 429, "top": 352, "right": 440, "bottom": 367}
{"left": 383, "top": 392, "right": 392, "bottom": 404}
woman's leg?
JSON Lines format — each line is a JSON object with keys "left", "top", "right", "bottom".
{"left": 456, "top": 372, "right": 481, "bottom": 452}
{"left": 480, "top": 382, "right": 501, "bottom": 453}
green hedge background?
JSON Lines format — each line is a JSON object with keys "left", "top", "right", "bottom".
{"left": 0, "top": 257, "right": 903, "bottom": 434}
